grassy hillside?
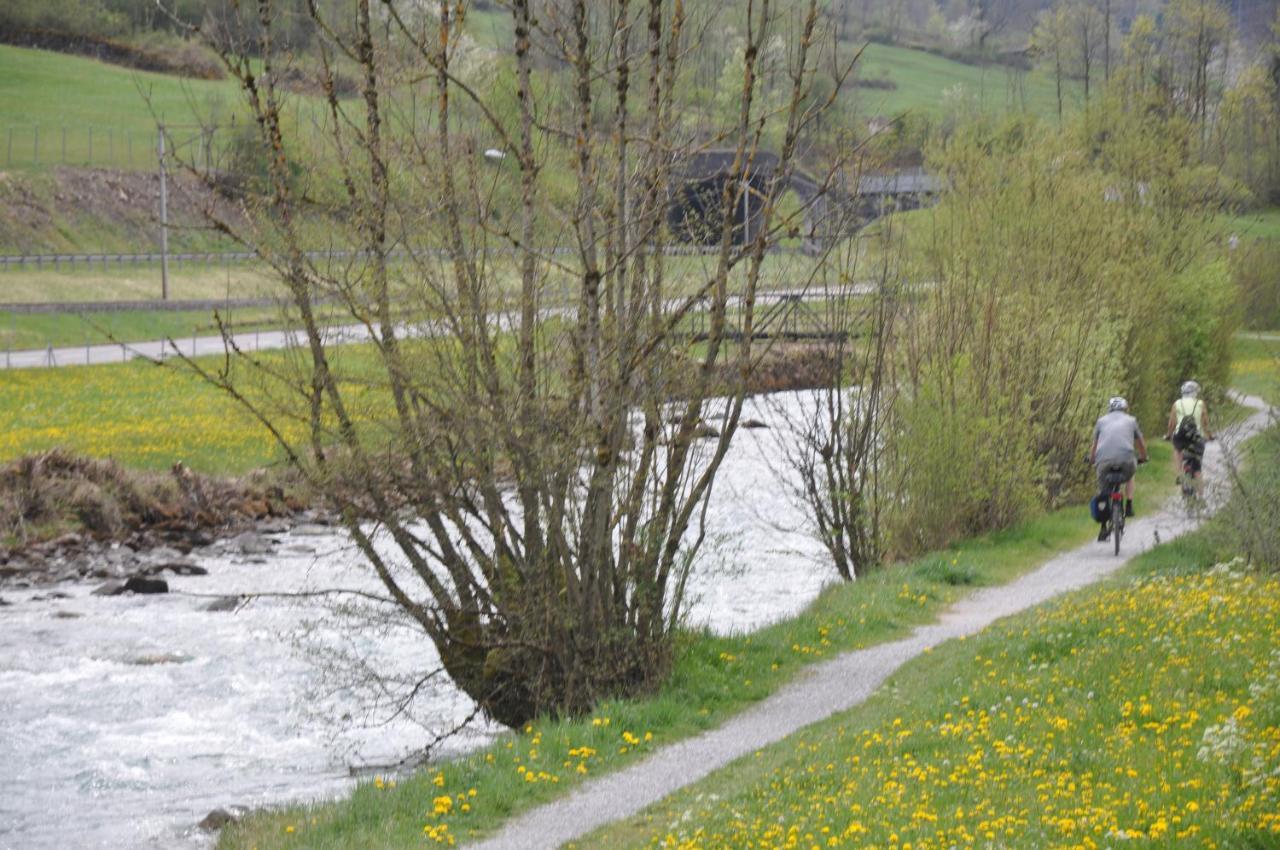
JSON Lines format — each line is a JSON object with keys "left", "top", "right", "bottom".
{"left": 854, "top": 42, "right": 1074, "bottom": 120}
{"left": 0, "top": 44, "right": 249, "bottom": 170}
{"left": 1, "top": 35, "right": 1075, "bottom": 175}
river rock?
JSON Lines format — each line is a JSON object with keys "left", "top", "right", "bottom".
{"left": 91, "top": 580, "right": 127, "bottom": 596}
{"left": 0, "top": 562, "right": 30, "bottom": 579}
{"left": 104, "top": 546, "right": 136, "bottom": 566}
{"left": 231, "top": 532, "right": 273, "bottom": 555}
{"left": 0, "top": 596, "right": 10, "bottom": 606}
{"left": 123, "top": 576, "right": 169, "bottom": 595}
{"left": 741, "top": 418, "right": 769, "bottom": 429}
{"left": 148, "top": 546, "right": 185, "bottom": 562}
{"left": 695, "top": 424, "right": 720, "bottom": 439}
{"left": 258, "top": 518, "right": 291, "bottom": 534}
{"left": 198, "top": 807, "right": 239, "bottom": 831}
{"left": 52, "top": 610, "right": 82, "bottom": 619}
{"left": 205, "top": 596, "right": 242, "bottom": 613}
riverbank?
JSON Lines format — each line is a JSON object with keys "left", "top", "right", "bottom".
{"left": 0, "top": 449, "right": 316, "bottom": 590}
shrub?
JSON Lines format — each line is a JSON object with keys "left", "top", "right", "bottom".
{"left": 882, "top": 114, "right": 1237, "bottom": 556}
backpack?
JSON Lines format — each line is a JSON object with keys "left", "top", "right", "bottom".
{"left": 1089, "top": 493, "right": 1110, "bottom": 523}
{"left": 1174, "top": 400, "right": 1202, "bottom": 444}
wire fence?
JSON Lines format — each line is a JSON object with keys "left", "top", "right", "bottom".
{"left": 1, "top": 124, "right": 228, "bottom": 171}
{"left": 0, "top": 244, "right": 777, "bottom": 273}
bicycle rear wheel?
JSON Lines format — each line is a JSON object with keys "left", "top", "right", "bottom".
{"left": 1112, "top": 497, "right": 1124, "bottom": 556}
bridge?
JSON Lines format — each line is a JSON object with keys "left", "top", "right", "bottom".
{"left": 666, "top": 150, "right": 941, "bottom": 250}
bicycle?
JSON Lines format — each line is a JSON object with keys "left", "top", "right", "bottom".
{"left": 1099, "top": 465, "right": 1129, "bottom": 556}
{"left": 1097, "top": 458, "right": 1147, "bottom": 556}
{"left": 1173, "top": 435, "right": 1208, "bottom": 504}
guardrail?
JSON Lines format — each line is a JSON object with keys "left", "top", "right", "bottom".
{"left": 0, "top": 244, "right": 794, "bottom": 272}
{"left": 0, "top": 297, "right": 285, "bottom": 314}
{"left": 0, "top": 249, "right": 362, "bottom": 271}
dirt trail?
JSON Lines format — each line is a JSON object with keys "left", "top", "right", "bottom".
{"left": 462, "top": 393, "right": 1274, "bottom": 850}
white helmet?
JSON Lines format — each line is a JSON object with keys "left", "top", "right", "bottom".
{"left": 1108, "top": 396, "right": 1129, "bottom": 413}
{"left": 1181, "top": 380, "right": 1200, "bottom": 397}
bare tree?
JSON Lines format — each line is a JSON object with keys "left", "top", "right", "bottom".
{"left": 766, "top": 204, "right": 904, "bottom": 581}
{"left": 168, "top": 0, "right": 849, "bottom": 728}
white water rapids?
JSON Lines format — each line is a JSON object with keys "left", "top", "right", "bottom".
{"left": 0, "top": 392, "right": 837, "bottom": 849}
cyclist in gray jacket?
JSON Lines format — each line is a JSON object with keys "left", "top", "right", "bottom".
{"left": 1090, "top": 396, "right": 1149, "bottom": 541}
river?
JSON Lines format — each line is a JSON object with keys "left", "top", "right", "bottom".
{"left": 0, "top": 391, "right": 837, "bottom": 849}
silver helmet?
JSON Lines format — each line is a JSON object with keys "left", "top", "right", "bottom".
{"left": 1108, "top": 396, "right": 1129, "bottom": 413}
{"left": 1181, "top": 380, "right": 1200, "bottom": 397}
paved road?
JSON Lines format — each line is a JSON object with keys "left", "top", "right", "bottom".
{"left": 0, "top": 288, "right": 875, "bottom": 370}
{"left": 0, "top": 323, "right": 376, "bottom": 369}
{"left": 462, "top": 394, "right": 1274, "bottom": 850}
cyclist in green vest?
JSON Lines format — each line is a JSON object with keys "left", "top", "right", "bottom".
{"left": 1165, "top": 380, "right": 1213, "bottom": 483}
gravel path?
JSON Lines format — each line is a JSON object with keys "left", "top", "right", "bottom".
{"left": 464, "top": 393, "right": 1274, "bottom": 850}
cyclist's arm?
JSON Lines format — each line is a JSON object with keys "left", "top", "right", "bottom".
{"left": 1089, "top": 436, "right": 1098, "bottom": 465}
{"left": 1136, "top": 433, "right": 1149, "bottom": 463}
{"left": 1203, "top": 407, "right": 1213, "bottom": 440}
{"left": 1165, "top": 404, "right": 1177, "bottom": 439}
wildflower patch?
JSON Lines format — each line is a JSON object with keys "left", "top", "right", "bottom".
{"left": 605, "top": 569, "right": 1280, "bottom": 850}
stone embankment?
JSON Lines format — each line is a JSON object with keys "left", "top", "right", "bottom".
{"left": 0, "top": 448, "right": 331, "bottom": 598}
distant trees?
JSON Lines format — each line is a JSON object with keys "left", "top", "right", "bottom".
{"left": 1031, "top": 0, "right": 1111, "bottom": 116}
{"left": 0, "top": 0, "right": 331, "bottom": 53}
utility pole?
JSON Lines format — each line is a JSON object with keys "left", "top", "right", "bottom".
{"left": 158, "top": 125, "right": 170, "bottom": 301}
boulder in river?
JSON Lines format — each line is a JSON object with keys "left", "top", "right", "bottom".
{"left": 231, "top": 532, "right": 273, "bottom": 556}
{"left": 123, "top": 576, "right": 169, "bottom": 595}
{"left": 741, "top": 418, "right": 769, "bottom": 429}
{"left": 198, "top": 808, "right": 240, "bottom": 831}
{"left": 0, "top": 596, "right": 10, "bottom": 606}
{"left": 205, "top": 596, "right": 242, "bottom": 613}
{"left": 91, "top": 580, "right": 127, "bottom": 596}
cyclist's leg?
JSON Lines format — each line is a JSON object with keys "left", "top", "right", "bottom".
{"left": 1120, "top": 459, "right": 1137, "bottom": 517}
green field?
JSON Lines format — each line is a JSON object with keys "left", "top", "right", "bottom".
{"left": 1232, "top": 333, "right": 1280, "bottom": 405}
{"left": 0, "top": 35, "right": 1075, "bottom": 175}
{"left": 0, "top": 262, "right": 280, "bottom": 304}
{"left": 855, "top": 42, "right": 1075, "bottom": 120}
{"left": 1219, "top": 206, "right": 1280, "bottom": 242}
{"left": 0, "top": 44, "right": 250, "bottom": 170}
